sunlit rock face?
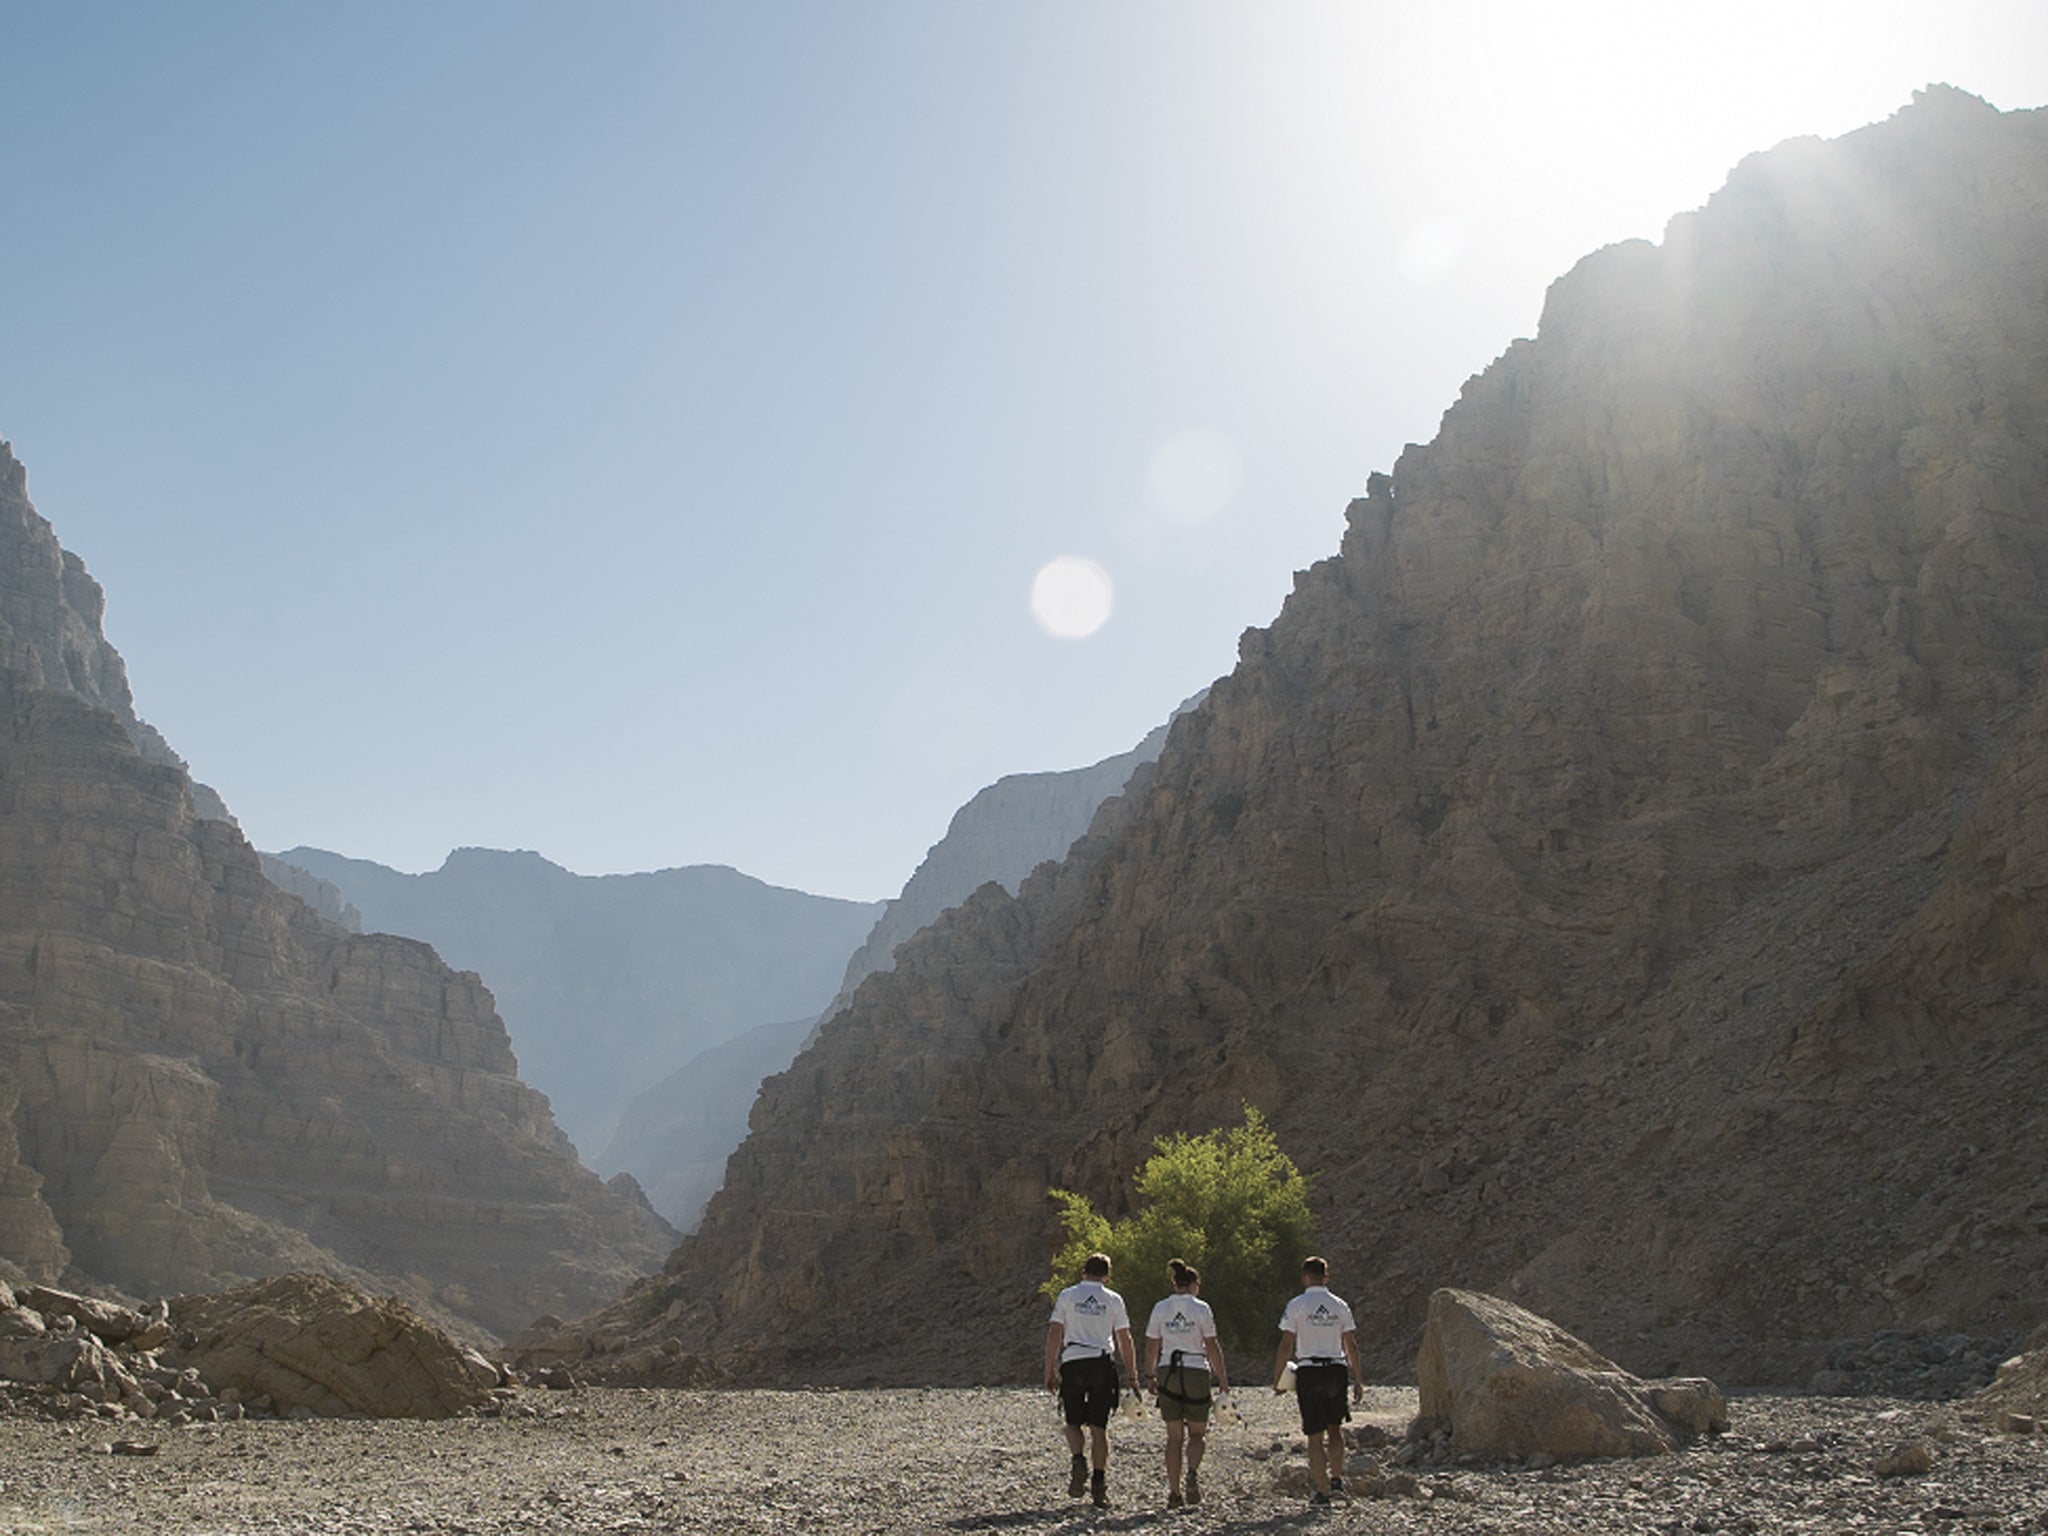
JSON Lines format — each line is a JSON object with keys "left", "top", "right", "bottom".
{"left": 0, "top": 453, "right": 673, "bottom": 1334}
{"left": 567, "top": 88, "right": 2048, "bottom": 1387}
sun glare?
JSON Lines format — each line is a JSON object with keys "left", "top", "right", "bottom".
{"left": 1030, "top": 557, "right": 1114, "bottom": 640}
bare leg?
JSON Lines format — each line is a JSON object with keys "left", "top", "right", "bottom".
{"left": 1064, "top": 1424, "right": 1083, "bottom": 1458}
{"left": 1165, "top": 1419, "right": 1185, "bottom": 1492}
{"left": 1186, "top": 1421, "right": 1207, "bottom": 1474}
{"left": 1089, "top": 1423, "right": 1110, "bottom": 1472}
{"left": 1307, "top": 1431, "right": 1328, "bottom": 1494}
{"left": 1324, "top": 1427, "right": 1346, "bottom": 1487}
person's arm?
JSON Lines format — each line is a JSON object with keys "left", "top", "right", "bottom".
{"left": 1045, "top": 1321, "right": 1065, "bottom": 1393}
{"left": 1343, "top": 1327, "right": 1364, "bottom": 1403}
{"left": 1202, "top": 1333, "right": 1229, "bottom": 1393}
{"left": 1116, "top": 1326, "right": 1139, "bottom": 1390}
{"left": 1143, "top": 1333, "right": 1160, "bottom": 1391}
{"left": 1275, "top": 1328, "right": 1296, "bottom": 1392}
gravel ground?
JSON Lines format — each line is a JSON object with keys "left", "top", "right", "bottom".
{"left": 2, "top": 1383, "right": 2045, "bottom": 1534}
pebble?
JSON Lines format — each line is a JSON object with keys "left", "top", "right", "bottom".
{"left": 0, "top": 1383, "right": 2042, "bottom": 1532}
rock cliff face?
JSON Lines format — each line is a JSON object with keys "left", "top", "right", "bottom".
{"left": 0, "top": 457, "right": 673, "bottom": 1336}
{"left": 818, "top": 707, "right": 1192, "bottom": 1026}
{"left": 607, "top": 88, "right": 2048, "bottom": 1386}
{"left": 0, "top": 445, "right": 233, "bottom": 825}
{"left": 266, "top": 847, "right": 881, "bottom": 1160}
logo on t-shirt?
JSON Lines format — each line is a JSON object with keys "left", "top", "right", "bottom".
{"left": 1308, "top": 1303, "right": 1339, "bottom": 1327}
{"left": 1075, "top": 1295, "right": 1107, "bottom": 1316}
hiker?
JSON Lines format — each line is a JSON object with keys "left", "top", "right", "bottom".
{"left": 1143, "top": 1257, "right": 1230, "bottom": 1508}
{"left": 1275, "top": 1255, "right": 1364, "bottom": 1504}
{"left": 1044, "top": 1250, "right": 1139, "bottom": 1508}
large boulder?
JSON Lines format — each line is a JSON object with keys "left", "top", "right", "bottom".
{"left": 1416, "top": 1289, "right": 1725, "bottom": 1460}
{"left": 22, "top": 1285, "right": 168, "bottom": 1349}
{"left": 0, "top": 1327, "right": 128, "bottom": 1392}
{"left": 164, "top": 1274, "right": 500, "bottom": 1420}
{"left": 1969, "top": 1329, "right": 2048, "bottom": 1435}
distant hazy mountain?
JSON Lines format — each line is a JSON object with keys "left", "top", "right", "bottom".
{"left": 595, "top": 1017, "right": 812, "bottom": 1232}
{"left": 264, "top": 846, "right": 881, "bottom": 1159}
{"left": 597, "top": 704, "right": 1198, "bottom": 1229}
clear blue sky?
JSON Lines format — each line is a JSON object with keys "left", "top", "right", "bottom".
{"left": 4, "top": 2, "right": 2044, "bottom": 900}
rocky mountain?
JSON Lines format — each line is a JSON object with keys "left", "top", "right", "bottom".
{"left": 0, "top": 443, "right": 674, "bottom": 1335}
{"left": 255, "top": 854, "right": 362, "bottom": 932}
{"left": 0, "top": 453, "right": 232, "bottom": 825}
{"left": 595, "top": 709, "right": 1192, "bottom": 1229}
{"left": 263, "top": 846, "right": 881, "bottom": 1159}
{"left": 816, "top": 706, "right": 1194, "bottom": 1028}
{"left": 594, "top": 1017, "right": 812, "bottom": 1231}
{"left": 569, "top": 87, "right": 2048, "bottom": 1387}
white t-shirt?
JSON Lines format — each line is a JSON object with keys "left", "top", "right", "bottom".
{"left": 1049, "top": 1280, "right": 1131, "bottom": 1359}
{"left": 1145, "top": 1293, "right": 1217, "bottom": 1372}
{"left": 1279, "top": 1286, "right": 1355, "bottom": 1363}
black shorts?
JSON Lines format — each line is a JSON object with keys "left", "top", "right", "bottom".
{"left": 1296, "top": 1362, "right": 1350, "bottom": 1436}
{"left": 1060, "top": 1355, "right": 1120, "bottom": 1428}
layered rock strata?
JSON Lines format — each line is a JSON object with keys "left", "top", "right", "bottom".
{"left": 0, "top": 461, "right": 673, "bottom": 1336}
{"left": 574, "top": 88, "right": 2048, "bottom": 1386}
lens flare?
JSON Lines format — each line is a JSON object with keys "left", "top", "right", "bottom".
{"left": 1029, "top": 556, "right": 1114, "bottom": 640}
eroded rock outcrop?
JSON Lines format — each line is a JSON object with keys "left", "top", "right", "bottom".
{"left": 164, "top": 1273, "right": 499, "bottom": 1420}
{"left": 568, "top": 88, "right": 2048, "bottom": 1387}
{"left": 0, "top": 454, "right": 673, "bottom": 1335}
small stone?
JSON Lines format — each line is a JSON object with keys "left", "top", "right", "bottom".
{"left": 1875, "top": 1440, "right": 1934, "bottom": 1478}
{"left": 108, "top": 1440, "right": 158, "bottom": 1457}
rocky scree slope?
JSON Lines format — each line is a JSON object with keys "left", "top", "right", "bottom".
{"left": 566, "top": 89, "right": 2048, "bottom": 1389}
{"left": 0, "top": 451, "right": 673, "bottom": 1335}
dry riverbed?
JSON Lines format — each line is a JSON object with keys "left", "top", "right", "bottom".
{"left": 2, "top": 1383, "right": 2046, "bottom": 1534}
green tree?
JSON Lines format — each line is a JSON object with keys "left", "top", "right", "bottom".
{"left": 1043, "top": 1106, "right": 1316, "bottom": 1354}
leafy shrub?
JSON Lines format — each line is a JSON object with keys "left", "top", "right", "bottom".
{"left": 1043, "top": 1106, "right": 1316, "bottom": 1353}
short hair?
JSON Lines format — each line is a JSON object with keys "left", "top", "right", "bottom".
{"left": 1301, "top": 1255, "right": 1329, "bottom": 1280}
{"left": 1168, "top": 1258, "right": 1199, "bottom": 1289}
{"left": 1083, "top": 1252, "right": 1112, "bottom": 1279}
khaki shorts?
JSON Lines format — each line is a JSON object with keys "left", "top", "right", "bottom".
{"left": 1157, "top": 1363, "right": 1213, "bottom": 1424}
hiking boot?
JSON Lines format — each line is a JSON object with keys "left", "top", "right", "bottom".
{"left": 1092, "top": 1469, "right": 1110, "bottom": 1508}
{"left": 1329, "top": 1474, "right": 1345, "bottom": 1494}
{"left": 1311, "top": 1490, "right": 1333, "bottom": 1505}
{"left": 1166, "top": 1488, "right": 1184, "bottom": 1509}
{"left": 1068, "top": 1455, "right": 1087, "bottom": 1498}
{"left": 1184, "top": 1468, "right": 1201, "bottom": 1505}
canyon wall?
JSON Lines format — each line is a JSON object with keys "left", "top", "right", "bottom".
{"left": 0, "top": 444, "right": 673, "bottom": 1336}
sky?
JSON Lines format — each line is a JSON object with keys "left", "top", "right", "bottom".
{"left": 3, "top": 2, "right": 2045, "bottom": 902}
